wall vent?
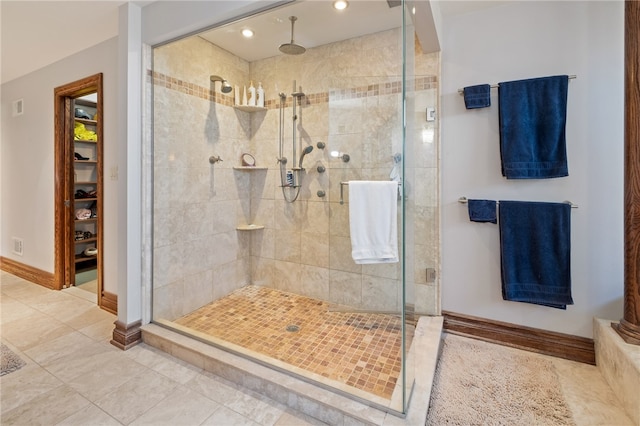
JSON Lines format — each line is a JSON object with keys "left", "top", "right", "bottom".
{"left": 12, "top": 237, "right": 23, "bottom": 256}
{"left": 12, "top": 99, "right": 24, "bottom": 117}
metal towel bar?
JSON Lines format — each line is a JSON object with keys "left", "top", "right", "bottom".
{"left": 457, "top": 75, "right": 577, "bottom": 94}
{"left": 458, "top": 196, "right": 578, "bottom": 208}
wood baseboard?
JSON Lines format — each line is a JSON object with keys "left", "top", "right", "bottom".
{"left": 111, "top": 320, "right": 142, "bottom": 350}
{"left": 442, "top": 311, "right": 595, "bottom": 365}
{"left": 101, "top": 291, "right": 117, "bottom": 315}
{"left": 0, "top": 256, "right": 55, "bottom": 289}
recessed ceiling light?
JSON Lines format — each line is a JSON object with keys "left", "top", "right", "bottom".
{"left": 241, "top": 28, "right": 254, "bottom": 38}
{"left": 333, "top": 0, "right": 348, "bottom": 11}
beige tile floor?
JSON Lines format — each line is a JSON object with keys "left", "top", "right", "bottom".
{"left": 1, "top": 272, "right": 323, "bottom": 426}
{"left": 174, "top": 285, "right": 407, "bottom": 400}
{"left": 0, "top": 271, "right": 634, "bottom": 426}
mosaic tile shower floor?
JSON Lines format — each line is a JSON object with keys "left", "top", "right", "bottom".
{"left": 174, "top": 285, "right": 412, "bottom": 400}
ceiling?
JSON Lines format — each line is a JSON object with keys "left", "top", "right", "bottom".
{"left": 199, "top": 1, "right": 402, "bottom": 62}
{"left": 0, "top": 1, "right": 504, "bottom": 85}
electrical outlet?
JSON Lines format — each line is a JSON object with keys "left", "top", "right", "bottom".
{"left": 12, "top": 237, "right": 23, "bottom": 256}
{"left": 426, "top": 107, "right": 436, "bottom": 122}
{"left": 110, "top": 166, "right": 118, "bottom": 180}
{"left": 426, "top": 268, "right": 436, "bottom": 283}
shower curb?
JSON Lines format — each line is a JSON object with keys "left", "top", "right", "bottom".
{"left": 141, "top": 316, "right": 443, "bottom": 425}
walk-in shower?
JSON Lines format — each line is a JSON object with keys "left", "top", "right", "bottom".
{"left": 150, "top": 0, "right": 439, "bottom": 417}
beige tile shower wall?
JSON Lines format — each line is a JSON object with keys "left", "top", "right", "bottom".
{"left": 152, "top": 29, "right": 439, "bottom": 318}
{"left": 152, "top": 37, "right": 253, "bottom": 321}
{"left": 247, "top": 29, "right": 440, "bottom": 314}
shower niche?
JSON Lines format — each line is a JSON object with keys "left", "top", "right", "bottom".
{"left": 151, "top": 0, "right": 440, "bottom": 418}
{"left": 232, "top": 164, "right": 267, "bottom": 231}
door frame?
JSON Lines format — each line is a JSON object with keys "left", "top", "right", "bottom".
{"left": 53, "top": 74, "right": 103, "bottom": 306}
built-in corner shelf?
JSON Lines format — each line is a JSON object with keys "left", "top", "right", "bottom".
{"left": 233, "top": 166, "right": 268, "bottom": 171}
{"left": 236, "top": 224, "right": 265, "bottom": 231}
{"left": 233, "top": 105, "right": 267, "bottom": 113}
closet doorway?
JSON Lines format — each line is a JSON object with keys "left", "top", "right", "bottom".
{"left": 53, "top": 73, "right": 105, "bottom": 309}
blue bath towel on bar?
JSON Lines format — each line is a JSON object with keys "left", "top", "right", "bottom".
{"left": 463, "top": 84, "right": 491, "bottom": 109}
{"left": 467, "top": 199, "right": 497, "bottom": 224}
{"left": 498, "top": 75, "right": 569, "bottom": 179}
{"left": 498, "top": 201, "right": 573, "bottom": 309}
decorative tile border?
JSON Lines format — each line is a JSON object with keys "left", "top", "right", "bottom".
{"left": 150, "top": 70, "right": 437, "bottom": 110}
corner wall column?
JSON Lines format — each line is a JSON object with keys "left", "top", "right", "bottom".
{"left": 111, "top": 1, "right": 143, "bottom": 350}
{"left": 613, "top": 0, "right": 640, "bottom": 345}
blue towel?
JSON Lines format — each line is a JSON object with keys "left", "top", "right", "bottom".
{"left": 467, "top": 199, "right": 497, "bottom": 224}
{"left": 463, "top": 84, "right": 491, "bottom": 109}
{"left": 498, "top": 201, "right": 573, "bottom": 309}
{"left": 498, "top": 75, "right": 569, "bottom": 179}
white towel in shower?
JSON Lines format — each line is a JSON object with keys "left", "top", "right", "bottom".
{"left": 348, "top": 181, "right": 399, "bottom": 264}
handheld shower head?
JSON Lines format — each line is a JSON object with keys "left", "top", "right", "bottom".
{"left": 299, "top": 145, "right": 314, "bottom": 168}
{"left": 210, "top": 75, "right": 233, "bottom": 93}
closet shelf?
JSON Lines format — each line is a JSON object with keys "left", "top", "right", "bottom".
{"left": 75, "top": 118, "right": 97, "bottom": 125}
{"left": 75, "top": 236, "right": 97, "bottom": 244}
{"left": 236, "top": 224, "right": 265, "bottom": 231}
{"left": 74, "top": 139, "right": 98, "bottom": 144}
{"left": 75, "top": 218, "right": 98, "bottom": 223}
{"left": 75, "top": 254, "right": 97, "bottom": 264}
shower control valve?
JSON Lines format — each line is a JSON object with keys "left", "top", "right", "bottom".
{"left": 209, "top": 155, "right": 223, "bottom": 164}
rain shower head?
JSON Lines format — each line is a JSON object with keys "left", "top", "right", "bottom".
{"left": 279, "top": 16, "right": 306, "bottom": 55}
{"left": 210, "top": 75, "right": 233, "bottom": 93}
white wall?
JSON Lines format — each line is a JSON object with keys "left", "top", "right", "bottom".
{"left": 1, "top": 37, "right": 120, "bottom": 295}
{"left": 440, "top": 1, "right": 624, "bottom": 338}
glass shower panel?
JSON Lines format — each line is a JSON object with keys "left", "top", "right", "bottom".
{"left": 401, "top": 0, "right": 416, "bottom": 413}
{"left": 402, "top": 0, "right": 440, "bottom": 411}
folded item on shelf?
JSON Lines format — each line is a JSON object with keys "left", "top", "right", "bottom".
{"left": 74, "top": 231, "right": 93, "bottom": 241}
{"left": 74, "top": 108, "right": 92, "bottom": 119}
{"left": 89, "top": 201, "right": 98, "bottom": 218}
{"left": 75, "top": 208, "right": 91, "bottom": 220}
{"left": 74, "top": 189, "right": 97, "bottom": 199}
{"left": 74, "top": 122, "right": 97, "bottom": 141}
